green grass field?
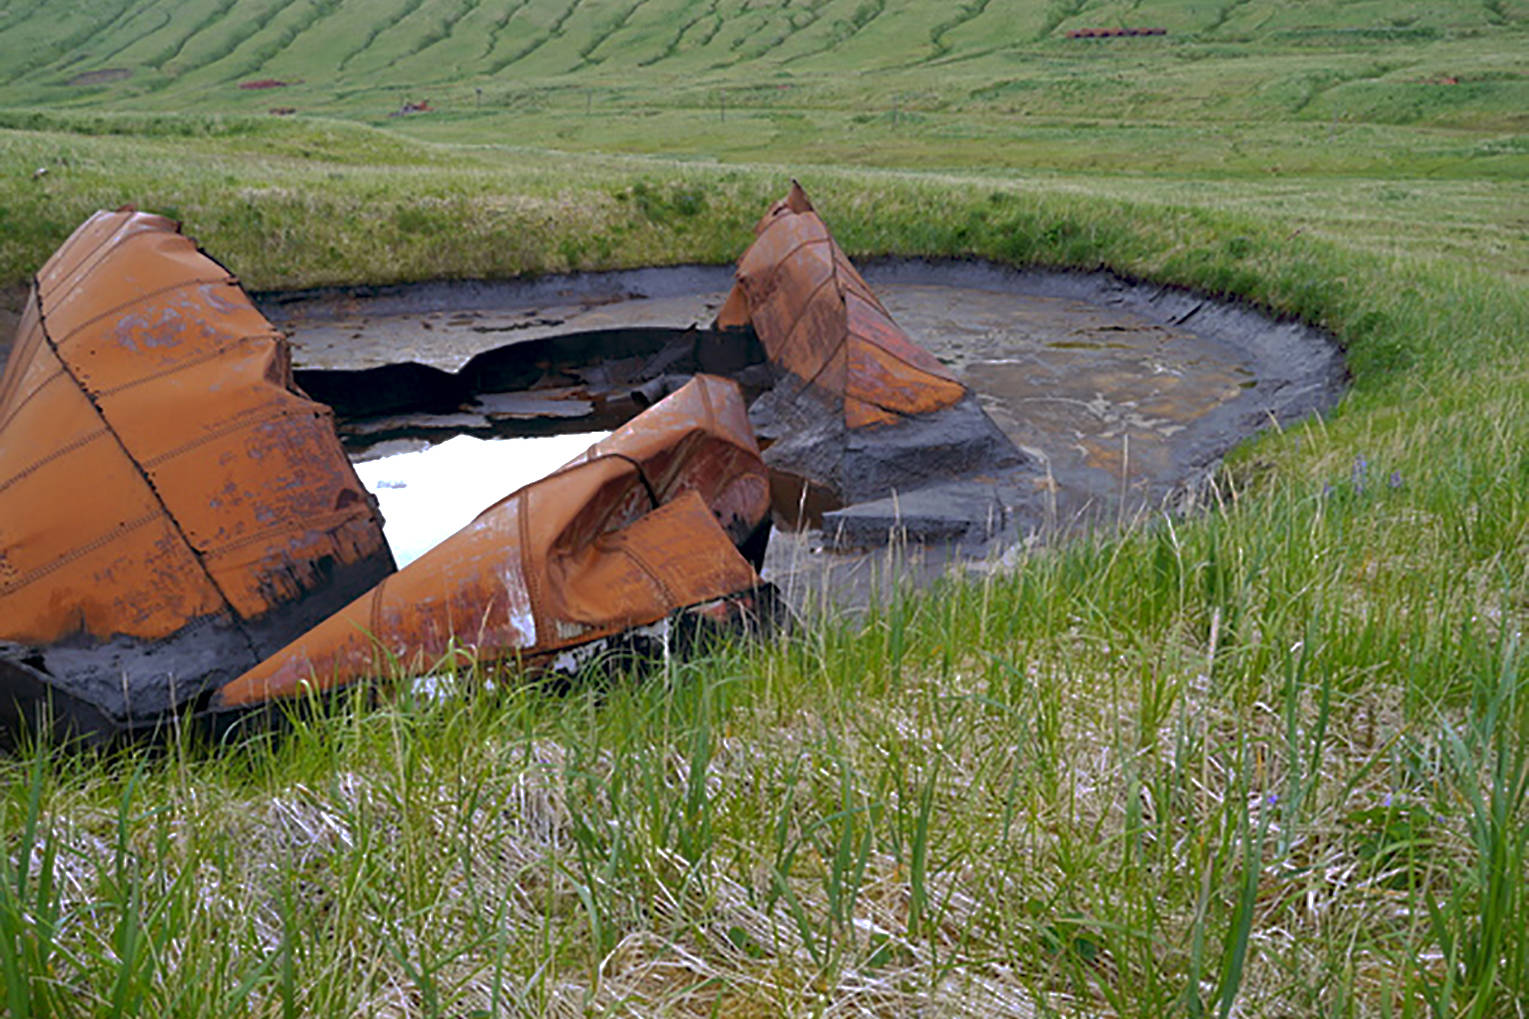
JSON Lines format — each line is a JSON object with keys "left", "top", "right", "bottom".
{"left": 1, "top": 2, "right": 1527, "bottom": 1016}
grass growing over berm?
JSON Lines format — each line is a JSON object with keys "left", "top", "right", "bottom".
{"left": 0, "top": 119, "right": 1526, "bottom": 1016}
{"left": 1, "top": 510, "right": 1524, "bottom": 1016}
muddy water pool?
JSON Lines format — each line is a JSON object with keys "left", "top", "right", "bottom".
{"left": 264, "top": 261, "right": 1343, "bottom": 552}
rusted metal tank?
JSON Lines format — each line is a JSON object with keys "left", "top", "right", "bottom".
{"left": 717, "top": 181, "right": 965, "bottom": 429}
{"left": 0, "top": 209, "right": 394, "bottom": 744}
{"left": 213, "top": 374, "right": 774, "bottom": 715}
{"left": 716, "top": 182, "right": 1025, "bottom": 520}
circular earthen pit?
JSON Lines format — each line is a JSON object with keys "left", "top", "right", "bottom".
{"left": 256, "top": 260, "right": 1345, "bottom": 596}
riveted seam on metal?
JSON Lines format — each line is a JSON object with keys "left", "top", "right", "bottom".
{"left": 842, "top": 305, "right": 962, "bottom": 386}
{"left": 0, "top": 511, "right": 162, "bottom": 597}
{"left": 0, "top": 426, "right": 111, "bottom": 500}
{"left": 777, "top": 272, "right": 847, "bottom": 385}
{"left": 40, "top": 217, "right": 168, "bottom": 311}
{"left": 41, "top": 214, "right": 142, "bottom": 299}
{"left": 614, "top": 541, "right": 679, "bottom": 609}
{"left": 44, "top": 275, "right": 239, "bottom": 353}
{"left": 0, "top": 366, "right": 73, "bottom": 444}
{"left": 199, "top": 507, "right": 373, "bottom": 561}
{"left": 746, "top": 233, "right": 834, "bottom": 279}
{"left": 32, "top": 294, "right": 264, "bottom": 663}
{"left": 91, "top": 332, "right": 281, "bottom": 399}
{"left": 836, "top": 272, "right": 883, "bottom": 309}
{"left": 746, "top": 210, "right": 956, "bottom": 397}
{"left": 137, "top": 401, "right": 310, "bottom": 471}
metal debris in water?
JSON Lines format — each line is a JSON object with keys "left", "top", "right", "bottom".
{"left": 0, "top": 213, "right": 777, "bottom": 747}
{"left": 716, "top": 181, "right": 1028, "bottom": 532}
{"left": 212, "top": 374, "right": 777, "bottom": 717}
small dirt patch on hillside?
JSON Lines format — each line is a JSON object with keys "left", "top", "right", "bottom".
{"left": 68, "top": 68, "right": 131, "bottom": 86}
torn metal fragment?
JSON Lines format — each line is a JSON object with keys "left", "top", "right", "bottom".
{"left": 718, "top": 181, "right": 967, "bottom": 427}
{"left": 212, "top": 374, "right": 774, "bottom": 715}
{"left": 717, "top": 182, "right": 1026, "bottom": 515}
{"left": 0, "top": 209, "right": 394, "bottom": 744}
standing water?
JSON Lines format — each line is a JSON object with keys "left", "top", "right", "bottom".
{"left": 354, "top": 432, "right": 610, "bottom": 566}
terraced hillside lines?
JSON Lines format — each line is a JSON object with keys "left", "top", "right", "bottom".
{"left": 930, "top": 0, "right": 991, "bottom": 57}
{"left": 1254, "top": 0, "right": 1500, "bottom": 34}
{"left": 106, "top": 0, "right": 237, "bottom": 78}
{"left": 0, "top": 0, "right": 47, "bottom": 25}
{"left": 508, "top": 0, "right": 669, "bottom": 77}
{"left": 626, "top": 0, "right": 743, "bottom": 74}
{"left": 689, "top": 6, "right": 725, "bottom": 51}
{"left": 926, "top": 1, "right": 1049, "bottom": 64}
{"left": 1205, "top": 0, "right": 1255, "bottom": 36}
{"left": 216, "top": 0, "right": 351, "bottom": 89}
{"left": 702, "top": 6, "right": 773, "bottom": 71}
{"left": 778, "top": 0, "right": 888, "bottom": 67}
{"left": 717, "top": 0, "right": 836, "bottom": 69}
{"left": 574, "top": 0, "right": 653, "bottom": 69}
{"left": 150, "top": 0, "right": 292, "bottom": 83}
{"left": 742, "top": 0, "right": 838, "bottom": 66}
{"left": 474, "top": 0, "right": 530, "bottom": 63}
{"left": 157, "top": 0, "right": 327, "bottom": 97}
{"left": 0, "top": 0, "right": 137, "bottom": 84}
{"left": 274, "top": 0, "right": 422, "bottom": 77}
{"left": 0, "top": 0, "right": 1525, "bottom": 117}
{"left": 750, "top": 1, "right": 930, "bottom": 73}
{"left": 487, "top": 0, "right": 584, "bottom": 75}
{"left": 40, "top": 0, "right": 147, "bottom": 77}
{"left": 81, "top": 5, "right": 177, "bottom": 78}
{"left": 335, "top": 0, "right": 427, "bottom": 73}
{"left": 633, "top": 0, "right": 719, "bottom": 68}
{"left": 383, "top": 0, "right": 492, "bottom": 80}
{"left": 338, "top": 0, "right": 466, "bottom": 78}
{"left": 478, "top": 1, "right": 542, "bottom": 71}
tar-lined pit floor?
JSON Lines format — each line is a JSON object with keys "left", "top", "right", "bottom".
{"left": 259, "top": 259, "right": 1344, "bottom": 600}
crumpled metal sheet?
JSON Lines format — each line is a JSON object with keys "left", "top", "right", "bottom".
{"left": 717, "top": 181, "right": 966, "bottom": 429}
{"left": 0, "top": 209, "right": 394, "bottom": 740}
{"left": 717, "top": 183, "right": 1026, "bottom": 517}
{"left": 213, "top": 374, "right": 772, "bottom": 713}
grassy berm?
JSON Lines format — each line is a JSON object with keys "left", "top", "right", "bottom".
{"left": 1, "top": 2, "right": 1527, "bottom": 1016}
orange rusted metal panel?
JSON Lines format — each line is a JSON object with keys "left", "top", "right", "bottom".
{"left": 719, "top": 181, "right": 966, "bottom": 427}
{"left": 713, "top": 182, "right": 1023, "bottom": 520}
{"left": 214, "top": 374, "right": 771, "bottom": 711}
{"left": 0, "top": 209, "right": 393, "bottom": 739}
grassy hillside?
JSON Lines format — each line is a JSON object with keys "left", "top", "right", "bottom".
{"left": 0, "top": 1, "right": 1525, "bottom": 111}
{"left": 0, "top": 3, "right": 1527, "bottom": 1018}
{"left": 1, "top": 1, "right": 1524, "bottom": 290}
{"left": 2, "top": 0, "right": 1526, "bottom": 140}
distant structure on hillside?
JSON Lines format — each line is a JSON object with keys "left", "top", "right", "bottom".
{"left": 1065, "top": 27, "right": 1167, "bottom": 38}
